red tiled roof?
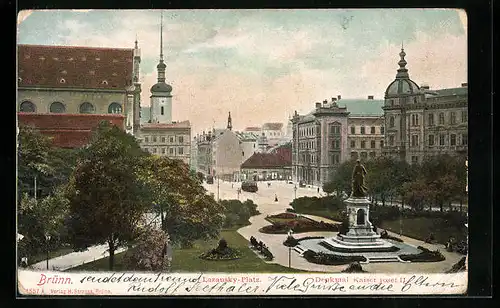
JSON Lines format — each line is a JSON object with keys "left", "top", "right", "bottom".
{"left": 141, "top": 120, "right": 191, "bottom": 130}
{"left": 18, "top": 112, "right": 125, "bottom": 148}
{"left": 262, "top": 123, "right": 283, "bottom": 130}
{"left": 241, "top": 152, "right": 292, "bottom": 169}
{"left": 18, "top": 44, "right": 134, "bottom": 90}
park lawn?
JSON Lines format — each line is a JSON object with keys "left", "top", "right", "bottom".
{"left": 69, "top": 229, "right": 307, "bottom": 273}
{"left": 295, "top": 209, "right": 343, "bottom": 222}
{"left": 380, "top": 217, "right": 467, "bottom": 245}
{"left": 30, "top": 246, "right": 75, "bottom": 265}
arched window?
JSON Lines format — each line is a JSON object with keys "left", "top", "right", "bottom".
{"left": 389, "top": 116, "right": 395, "bottom": 128}
{"left": 79, "top": 102, "right": 95, "bottom": 114}
{"left": 20, "top": 101, "right": 36, "bottom": 112}
{"left": 357, "top": 209, "right": 366, "bottom": 225}
{"left": 50, "top": 102, "right": 66, "bottom": 113}
{"left": 161, "top": 106, "right": 164, "bottom": 115}
{"left": 108, "top": 102, "right": 122, "bottom": 114}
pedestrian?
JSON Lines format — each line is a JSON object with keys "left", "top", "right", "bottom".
{"left": 274, "top": 194, "right": 278, "bottom": 202}
{"left": 232, "top": 183, "right": 234, "bottom": 188}
{"left": 317, "top": 187, "right": 320, "bottom": 193}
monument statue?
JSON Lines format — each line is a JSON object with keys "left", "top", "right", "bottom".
{"left": 351, "top": 159, "right": 368, "bottom": 197}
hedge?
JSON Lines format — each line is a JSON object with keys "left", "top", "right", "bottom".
{"left": 399, "top": 246, "right": 445, "bottom": 262}
{"left": 303, "top": 250, "right": 366, "bottom": 265}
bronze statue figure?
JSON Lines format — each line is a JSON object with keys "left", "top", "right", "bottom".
{"left": 351, "top": 159, "right": 368, "bottom": 197}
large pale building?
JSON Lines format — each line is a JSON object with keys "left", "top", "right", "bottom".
{"left": 17, "top": 43, "right": 140, "bottom": 147}
{"left": 382, "top": 47, "right": 468, "bottom": 164}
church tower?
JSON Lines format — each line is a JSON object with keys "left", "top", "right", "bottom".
{"left": 227, "top": 112, "right": 232, "bottom": 130}
{"left": 132, "top": 37, "right": 142, "bottom": 134}
{"left": 382, "top": 45, "right": 424, "bottom": 162}
{"left": 150, "top": 11, "right": 173, "bottom": 124}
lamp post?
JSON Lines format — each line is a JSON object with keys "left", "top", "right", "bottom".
{"left": 294, "top": 185, "right": 297, "bottom": 200}
{"left": 287, "top": 229, "right": 293, "bottom": 268}
{"left": 45, "top": 232, "right": 51, "bottom": 270}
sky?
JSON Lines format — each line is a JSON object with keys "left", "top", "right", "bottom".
{"left": 17, "top": 9, "right": 467, "bottom": 135}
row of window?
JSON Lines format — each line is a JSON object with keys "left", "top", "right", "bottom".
{"left": 143, "top": 135, "right": 185, "bottom": 144}
{"left": 350, "top": 125, "right": 384, "bottom": 135}
{"left": 19, "top": 101, "right": 122, "bottom": 114}
{"left": 388, "top": 111, "right": 467, "bottom": 128}
{"left": 386, "top": 133, "right": 468, "bottom": 147}
{"left": 350, "top": 140, "right": 384, "bottom": 149}
{"left": 351, "top": 151, "right": 377, "bottom": 160}
{"left": 145, "top": 147, "right": 185, "bottom": 155}
{"left": 299, "top": 126, "right": 318, "bottom": 137}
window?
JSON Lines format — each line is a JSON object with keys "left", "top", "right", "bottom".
{"left": 439, "top": 113, "right": 445, "bottom": 125}
{"left": 428, "top": 135, "right": 435, "bottom": 146}
{"left": 389, "top": 116, "right": 395, "bottom": 128}
{"left": 389, "top": 135, "right": 395, "bottom": 146}
{"left": 411, "top": 135, "right": 419, "bottom": 147}
{"left": 169, "top": 136, "right": 174, "bottom": 143}
{"left": 439, "top": 134, "right": 445, "bottom": 146}
{"left": 178, "top": 136, "right": 184, "bottom": 143}
{"left": 411, "top": 114, "right": 419, "bottom": 126}
{"left": 20, "top": 101, "right": 36, "bottom": 112}
{"left": 360, "top": 140, "right": 366, "bottom": 149}
{"left": 162, "top": 148, "right": 166, "bottom": 154}
{"left": 169, "top": 148, "right": 174, "bottom": 155}
{"left": 153, "top": 136, "right": 157, "bottom": 142}
{"left": 108, "top": 102, "right": 122, "bottom": 114}
{"left": 428, "top": 113, "right": 434, "bottom": 126}
{"left": 380, "top": 126, "right": 385, "bottom": 134}
{"left": 370, "top": 140, "right": 376, "bottom": 148}
{"left": 152, "top": 148, "right": 157, "bottom": 153}
{"left": 380, "top": 140, "right": 384, "bottom": 148}
{"left": 360, "top": 127, "right": 366, "bottom": 134}
{"left": 350, "top": 126, "right": 355, "bottom": 134}
{"left": 330, "top": 123, "right": 341, "bottom": 135}
{"left": 102, "top": 80, "right": 108, "bottom": 85}
{"left": 161, "top": 106, "right": 164, "bottom": 115}
{"left": 413, "top": 97, "right": 418, "bottom": 104}
{"left": 50, "top": 102, "right": 65, "bottom": 113}
{"left": 461, "top": 111, "right": 468, "bottom": 123}
{"left": 462, "top": 134, "right": 468, "bottom": 145}
{"left": 450, "top": 112, "right": 456, "bottom": 125}
{"left": 331, "top": 139, "right": 340, "bottom": 149}
{"left": 360, "top": 152, "right": 368, "bottom": 160}
{"left": 350, "top": 140, "right": 356, "bottom": 148}
{"left": 370, "top": 126, "right": 375, "bottom": 134}
{"left": 161, "top": 137, "right": 166, "bottom": 143}
{"left": 411, "top": 156, "right": 418, "bottom": 164}
{"left": 450, "top": 134, "right": 457, "bottom": 146}
{"left": 145, "top": 137, "right": 149, "bottom": 143}
{"left": 178, "top": 147, "right": 184, "bottom": 155}
{"left": 351, "top": 152, "right": 358, "bottom": 160}
{"left": 369, "top": 152, "right": 376, "bottom": 158}
{"left": 331, "top": 153, "right": 340, "bottom": 164}
{"left": 59, "top": 78, "right": 66, "bottom": 84}
{"left": 79, "top": 102, "right": 95, "bottom": 114}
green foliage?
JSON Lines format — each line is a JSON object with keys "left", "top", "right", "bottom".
{"left": 199, "top": 238, "right": 241, "bottom": 261}
{"left": 399, "top": 246, "right": 445, "bottom": 262}
{"left": 303, "top": 250, "right": 366, "bottom": 265}
{"left": 221, "top": 199, "right": 260, "bottom": 228}
{"left": 65, "top": 121, "right": 151, "bottom": 270}
{"left": 290, "top": 196, "right": 344, "bottom": 220}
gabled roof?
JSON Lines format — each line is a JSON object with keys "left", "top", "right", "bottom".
{"left": 241, "top": 151, "right": 292, "bottom": 169}
{"left": 262, "top": 122, "right": 283, "bottom": 130}
{"left": 18, "top": 44, "right": 134, "bottom": 90}
{"left": 337, "top": 98, "right": 385, "bottom": 116}
{"left": 431, "top": 87, "right": 468, "bottom": 97}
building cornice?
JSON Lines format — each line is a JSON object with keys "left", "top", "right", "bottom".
{"left": 18, "top": 86, "right": 128, "bottom": 94}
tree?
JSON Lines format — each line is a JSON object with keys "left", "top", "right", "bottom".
{"left": 139, "top": 155, "right": 225, "bottom": 248}
{"left": 65, "top": 122, "right": 151, "bottom": 270}
{"left": 326, "top": 160, "right": 356, "bottom": 197}
{"left": 123, "top": 226, "right": 171, "bottom": 272}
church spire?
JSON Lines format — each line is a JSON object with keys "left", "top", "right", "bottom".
{"left": 395, "top": 43, "right": 409, "bottom": 79}
{"left": 156, "top": 10, "right": 166, "bottom": 83}
{"left": 227, "top": 112, "right": 232, "bottom": 130}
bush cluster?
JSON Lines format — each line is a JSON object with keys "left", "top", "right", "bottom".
{"left": 399, "top": 246, "right": 445, "bottom": 262}
{"left": 269, "top": 212, "right": 297, "bottom": 219}
{"left": 303, "top": 250, "right": 366, "bottom": 265}
{"left": 249, "top": 236, "right": 274, "bottom": 261}
{"left": 260, "top": 219, "right": 339, "bottom": 234}
{"left": 221, "top": 199, "right": 260, "bottom": 228}
{"left": 283, "top": 236, "right": 325, "bottom": 247}
{"left": 341, "top": 261, "right": 367, "bottom": 273}
{"left": 290, "top": 196, "right": 344, "bottom": 219}
{"left": 199, "top": 238, "right": 241, "bottom": 261}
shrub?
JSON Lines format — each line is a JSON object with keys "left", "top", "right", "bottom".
{"left": 303, "top": 250, "right": 366, "bottom": 265}
{"left": 200, "top": 239, "right": 241, "bottom": 261}
{"left": 342, "top": 261, "right": 367, "bottom": 273}
{"left": 399, "top": 246, "right": 445, "bottom": 262}
{"left": 217, "top": 238, "right": 228, "bottom": 251}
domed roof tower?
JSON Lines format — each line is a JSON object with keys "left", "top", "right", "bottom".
{"left": 384, "top": 46, "right": 420, "bottom": 98}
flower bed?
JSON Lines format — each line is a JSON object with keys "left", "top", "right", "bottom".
{"left": 399, "top": 246, "right": 445, "bottom": 262}
{"left": 283, "top": 236, "right": 325, "bottom": 247}
{"left": 303, "top": 250, "right": 366, "bottom": 265}
{"left": 260, "top": 218, "right": 339, "bottom": 234}
{"left": 269, "top": 212, "right": 298, "bottom": 219}
{"left": 199, "top": 239, "right": 241, "bottom": 261}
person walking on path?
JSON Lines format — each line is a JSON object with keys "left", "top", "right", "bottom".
{"left": 317, "top": 187, "right": 320, "bottom": 194}
{"left": 274, "top": 194, "right": 278, "bottom": 202}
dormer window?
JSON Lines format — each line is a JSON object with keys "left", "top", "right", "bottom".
{"left": 112, "top": 72, "right": 117, "bottom": 76}
{"left": 95, "top": 57, "right": 100, "bottom": 61}
{"left": 18, "top": 77, "right": 22, "bottom": 83}
{"left": 68, "top": 57, "right": 74, "bottom": 61}
{"left": 61, "top": 70, "right": 67, "bottom": 75}
{"left": 112, "top": 59, "right": 119, "bottom": 63}
{"left": 25, "top": 54, "right": 30, "bottom": 59}
{"left": 89, "top": 70, "right": 95, "bottom": 75}
{"left": 53, "top": 57, "right": 59, "bottom": 61}
{"left": 60, "top": 78, "right": 66, "bottom": 84}
{"left": 102, "top": 80, "right": 108, "bottom": 85}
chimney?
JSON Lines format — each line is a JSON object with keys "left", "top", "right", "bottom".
{"left": 323, "top": 99, "right": 328, "bottom": 105}
{"left": 332, "top": 97, "right": 337, "bottom": 102}
{"left": 421, "top": 84, "right": 430, "bottom": 90}
{"left": 337, "top": 95, "right": 341, "bottom": 100}
{"left": 368, "top": 95, "right": 374, "bottom": 100}
{"left": 461, "top": 83, "right": 468, "bottom": 87}
{"left": 315, "top": 102, "right": 321, "bottom": 108}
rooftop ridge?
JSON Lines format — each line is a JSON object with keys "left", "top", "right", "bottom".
{"left": 18, "top": 44, "right": 134, "bottom": 51}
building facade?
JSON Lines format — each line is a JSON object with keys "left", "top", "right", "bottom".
{"left": 291, "top": 99, "right": 349, "bottom": 186}
{"left": 382, "top": 47, "right": 468, "bottom": 164}
{"left": 240, "top": 142, "right": 292, "bottom": 181}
